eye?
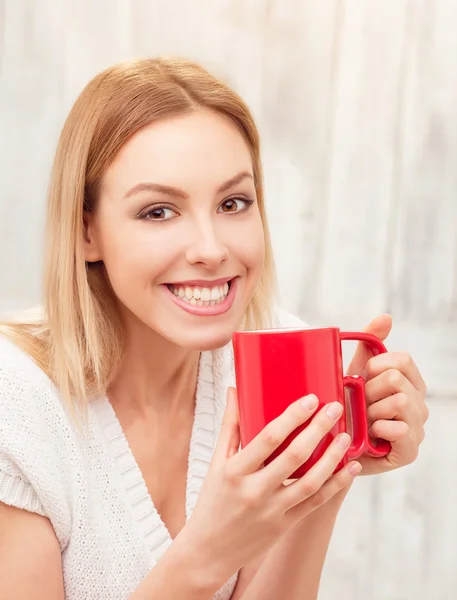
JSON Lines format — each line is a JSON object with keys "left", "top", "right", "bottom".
{"left": 218, "top": 196, "right": 254, "bottom": 214}
{"left": 140, "top": 205, "right": 178, "bottom": 221}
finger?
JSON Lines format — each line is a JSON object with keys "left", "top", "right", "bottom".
{"left": 366, "top": 372, "right": 429, "bottom": 424}
{"left": 286, "top": 461, "right": 362, "bottom": 522}
{"left": 364, "top": 369, "right": 416, "bottom": 405}
{"left": 255, "top": 401, "right": 345, "bottom": 488}
{"left": 367, "top": 395, "right": 424, "bottom": 443}
{"left": 230, "top": 394, "right": 320, "bottom": 475}
{"left": 212, "top": 387, "right": 241, "bottom": 467}
{"left": 364, "top": 352, "right": 427, "bottom": 396}
{"left": 369, "top": 420, "right": 420, "bottom": 465}
{"left": 346, "top": 314, "right": 393, "bottom": 377}
{"left": 369, "top": 418, "right": 410, "bottom": 442}
{"left": 280, "top": 429, "right": 352, "bottom": 508}
{"left": 367, "top": 393, "right": 413, "bottom": 423}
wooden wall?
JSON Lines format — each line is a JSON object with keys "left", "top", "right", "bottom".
{"left": 1, "top": 1, "right": 456, "bottom": 598}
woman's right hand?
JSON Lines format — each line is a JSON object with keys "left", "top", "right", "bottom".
{"left": 178, "top": 388, "right": 362, "bottom": 589}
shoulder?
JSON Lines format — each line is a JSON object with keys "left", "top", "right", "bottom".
{"left": 0, "top": 334, "right": 69, "bottom": 425}
{"left": 0, "top": 333, "right": 78, "bottom": 450}
{"left": 0, "top": 332, "right": 51, "bottom": 379}
{"left": 0, "top": 335, "right": 74, "bottom": 549}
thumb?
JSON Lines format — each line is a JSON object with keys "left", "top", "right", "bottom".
{"left": 213, "top": 387, "right": 241, "bottom": 465}
{"left": 346, "top": 314, "right": 393, "bottom": 377}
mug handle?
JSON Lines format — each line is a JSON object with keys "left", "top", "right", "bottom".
{"left": 340, "top": 332, "right": 391, "bottom": 459}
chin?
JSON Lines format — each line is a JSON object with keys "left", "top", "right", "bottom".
{"left": 153, "top": 309, "right": 245, "bottom": 351}
{"left": 167, "top": 327, "right": 236, "bottom": 352}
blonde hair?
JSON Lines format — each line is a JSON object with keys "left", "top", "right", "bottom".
{"left": 0, "top": 57, "right": 276, "bottom": 407}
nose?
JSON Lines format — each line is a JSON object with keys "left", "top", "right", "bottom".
{"left": 185, "top": 218, "right": 229, "bottom": 269}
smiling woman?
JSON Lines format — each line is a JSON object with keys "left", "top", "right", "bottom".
{"left": 82, "top": 108, "right": 266, "bottom": 354}
{"left": 0, "top": 57, "right": 426, "bottom": 600}
{"left": 0, "top": 57, "right": 289, "bottom": 600}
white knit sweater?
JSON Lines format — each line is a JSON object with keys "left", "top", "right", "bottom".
{"left": 0, "top": 308, "right": 305, "bottom": 599}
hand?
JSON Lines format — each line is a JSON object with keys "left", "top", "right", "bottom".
{"left": 179, "top": 389, "right": 362, "bottom": 589}
{"left": 346, "top": 314, "right": 428, "bottom": 475}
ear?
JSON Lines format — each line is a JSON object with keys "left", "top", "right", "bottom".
{"left": 83, "top": 211, "right": 102, "bottom": 263}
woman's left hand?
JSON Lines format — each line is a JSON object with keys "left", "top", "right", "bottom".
{"left": 346, "top": 314, "right": 428, "bottom": 476}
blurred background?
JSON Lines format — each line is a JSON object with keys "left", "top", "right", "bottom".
{"left": 0, "top": 0, "right": 456, "bottom": 598}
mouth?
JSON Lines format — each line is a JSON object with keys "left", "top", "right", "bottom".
{"left": 166, "top": 278, "right": 232, "bottom": 306}
{"left": 162, "top": 277, "right": 237, "bottom": 316}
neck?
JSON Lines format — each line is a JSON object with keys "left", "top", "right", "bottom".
{"left": 107, "top": 312, "right": 200, "bottom": 417}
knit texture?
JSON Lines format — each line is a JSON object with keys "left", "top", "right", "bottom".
{"left": 0, "top": 307, "right": 306, "bottom": 599}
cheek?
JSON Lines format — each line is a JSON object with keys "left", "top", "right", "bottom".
{"left": 98, "top": 222, "right": 178, "bottom": 291}
{"left": 236, "top": 217, "right": 266, "bottom": 273}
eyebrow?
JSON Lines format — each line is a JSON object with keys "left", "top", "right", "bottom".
{"left": 123, "top": 170, "right": 254, "bottom": 200}
{"left": 217, "top": 171, "right": 254, "bottom": 193}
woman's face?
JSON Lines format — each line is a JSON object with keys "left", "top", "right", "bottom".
{"left": 84, "top": 109, "right": 265, "bottom": 350}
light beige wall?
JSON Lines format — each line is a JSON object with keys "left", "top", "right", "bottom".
{"left": 1, "top": 1, "right": 456, "bottom": 598}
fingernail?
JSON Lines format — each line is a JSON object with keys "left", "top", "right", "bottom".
{"left": 300, "top": 394, "right": 319, "bottom": 410}
{"left": 337, "top": 433, "right": 351, "bottom": 448}
{"left": 326, "top": 402, "right": 343, "bottom": 419}
{"left": 349, "top": 462, "right": 362, "bottom": 476}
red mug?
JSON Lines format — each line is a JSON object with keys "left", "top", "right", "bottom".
{"left": 232, "top": 326, "right": 391, "bottom": 478}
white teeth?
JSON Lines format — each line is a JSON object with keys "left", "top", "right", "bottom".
{"left": 168, "top": 281, "right": 231, "bottom": 306}
{"left": 201, "top": 287, "right": 211, "bottom": 301}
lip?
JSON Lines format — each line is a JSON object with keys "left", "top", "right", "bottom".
{"left": 166, "top": 276, "right": 234, "bottom": 287}
{"left": 162, "top": 277, "right": 238, "bottom": 317}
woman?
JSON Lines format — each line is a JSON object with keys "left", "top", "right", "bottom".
{"left": 0, "top": 58, "right": 428, "bottom": 599}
